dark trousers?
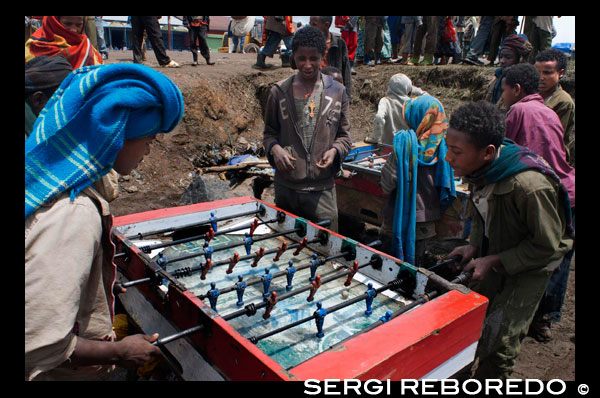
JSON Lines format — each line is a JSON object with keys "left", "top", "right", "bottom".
{"left": 274, "top": 183, "right": 339, "bottom": 232}
{"left": 413, "top": 16, "right": 440, "bottom": 57}
{"left": 189, "top": 25, "right": 210, "bottom": 62}
{"left": 131, "top": 16, "right": 170, "bottom": 65}
{"left": 534, "top": 209, "right": 576, "bottom": 323}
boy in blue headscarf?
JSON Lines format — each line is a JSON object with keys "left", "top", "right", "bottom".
{"left": 25, "top": 63, "right": 184, "bottom": 380}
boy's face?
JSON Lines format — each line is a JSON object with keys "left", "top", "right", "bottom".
{"left": 499, "top": 48, "right": 519, "bottom": 70}
{"left": 535, "top": 60, "right": 564, "bottom": 96}
{"left": 500, "top": 77, "right": 522, "bottom": 108}
{"left": 309, "top": 16, "right": 330, "bottom": 37}
{"left": 294, "top": 46, "right": 323, "bottom": 81}
{"left": 59, "top": 16, "right": 84, "bottom": 34}
{"left": 113, "top": 136, "right": 156, "bottom": 175}
{"left": 444, "top": 127, "right": 496, "bottom": 177}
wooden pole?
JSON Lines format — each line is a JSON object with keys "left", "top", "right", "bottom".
{"left": 168, "top": 16, "right": 172, "bottom": 50}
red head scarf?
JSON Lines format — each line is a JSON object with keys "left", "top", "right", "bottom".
{"left": 25, "top": 16, "right": 103, "bottom": 69}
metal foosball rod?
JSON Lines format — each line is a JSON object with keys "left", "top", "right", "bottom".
{"left": 150, "top": 270, "right": 474, "bottom": 349}
{"left": 152, "top": 324, "right": 205, "bottom": 347}
{"left": 329, "top": 269, "right": 475, "bottom": 346}
{"left": 346, "top": 152, "right": 391, "bottom": 164}
{"left": 117, "top": 236, "right": 322, "bottom": 289}
{"left": 171, "top": 236, "right": 325, "bottom": 281}
{"left": 138, "top": 216, "right": 281, "bottom": 254}
{"left": 247, "top": 278, "right": 404, "bottom": 344}
{"left": 153, "top": 219, "right": 332, "bottom": 267}
{"left": 148, "top": 262, "right": 367, "bottom": 348}
{"left": 196, "top": 239, "right": 381, "bottom": 300}
{"left": 220, "top": 256, "right": 379, "bottom": 321}
{"left": 125, "top": 205, "right": 266, "bottom": 240}
{"left": 116, "top": 220, "right": 332, "bottom": 289}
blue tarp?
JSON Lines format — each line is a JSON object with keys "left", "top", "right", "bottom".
{"left": 552, "top": 42, "right": 575, "bottom": 55}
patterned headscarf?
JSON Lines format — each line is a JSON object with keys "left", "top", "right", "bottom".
{"left": 500, "top": 34, "right": 533, "bottom": 60}
{"left": 391, "top": 95, "right": 456, "bottom": 263}
{"left": 25, "top": 16, "right": 103, "bottom": 69}
{"left": 25, "top": 63, "right": 184, "bottom": 218}
{"left": 403, "top": 95, "right": 448, "bottom": 163}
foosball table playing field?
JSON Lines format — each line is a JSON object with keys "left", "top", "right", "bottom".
{"left": 112, "top": 196, "right": 487, "bottom": 381}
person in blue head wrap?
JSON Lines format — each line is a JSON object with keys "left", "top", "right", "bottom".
{"left": 25, "top": 63, "right": 184, "bottom": 380}
{"left": 379, "top": 94, "right": 456, "bottom": 265}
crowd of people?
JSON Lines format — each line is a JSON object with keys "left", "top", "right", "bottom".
{"left": 25, "top": 16, "right": 574, "bottom": 382}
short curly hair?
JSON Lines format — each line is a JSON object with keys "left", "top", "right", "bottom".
{"left": 449, "top": 101, "right": 505, "bottom": 149}
{"left": 535, "top": 48, "right": 568, "bottom": 72}
{"left": 291, "top": 26, "right": 327, "bottom": 55}
{"left": 502, "top": 63, "right": 540, "bottom": 96}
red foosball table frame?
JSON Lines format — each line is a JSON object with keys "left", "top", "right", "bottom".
{"left": 112, "top": 196, "right": 487, "bottom": 381}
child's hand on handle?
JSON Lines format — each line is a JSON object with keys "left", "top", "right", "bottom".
{"left": 115, "top": 333, "right": 162, "bottom": 368}
{"left": 446, "top": 245, "right": 478, "bottom": 273}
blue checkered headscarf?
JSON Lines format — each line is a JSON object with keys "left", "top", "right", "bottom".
{"left": 25, "top": 63, "right": 184, "bottom": 218}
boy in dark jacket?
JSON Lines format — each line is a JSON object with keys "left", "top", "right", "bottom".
{"left": 263, "top": 26, "right": 352, "bottom": 231}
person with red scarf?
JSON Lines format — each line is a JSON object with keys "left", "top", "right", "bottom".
{"left": 25, "top": 16, "right": 103, "bottom": 69}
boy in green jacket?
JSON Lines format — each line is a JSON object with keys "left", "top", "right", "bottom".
{"left": 444, "top": 101, "right": 574, "bottom": 380}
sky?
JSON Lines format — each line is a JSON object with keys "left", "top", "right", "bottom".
{"left": 292, "top": 16, "right": 575, "bottom": 45}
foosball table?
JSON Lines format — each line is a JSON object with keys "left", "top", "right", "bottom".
{"left": 336, "top": 142, "right": 472, "bottom": 240}
{"left": 112, "top": 196, "right": 487, "bottom": 381}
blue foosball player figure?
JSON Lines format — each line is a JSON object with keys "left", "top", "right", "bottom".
{"left": 156, "top": 251, "right": 168, "bottom": 267}
{"left": 261, "top": 268, "right": 273, "bottom": 299}
{"left": 235, "top": 275, "right": 247, "bottom": 306}
{"left": 285, "top": 260, "right": 296, "bottom": 290}
{"left": 243, "top": 232, "right": 253, "bottom": 255}
{"left": 314, "top": 301, "right": 327, "bottom": 338}
{"left": 309, "top": 253, "right": 319, "bottom": 282}
{"left": 380, "top": 311, "right": 392, "bottom": 323}
{"left": 207, "top": 282, "right": 220, "bottom": 312}
{"left": 365, "top": 282, "right": 377, "bottom": 316}
{"left": 209, "top": 211, "right": 218, "bottom": 233}
{"left": 203, "top": 242, "right": 213, "bottom": 262}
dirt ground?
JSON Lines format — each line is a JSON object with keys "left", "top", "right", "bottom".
{"left": 104, "top": 49, "right": 575, "bottom": 381}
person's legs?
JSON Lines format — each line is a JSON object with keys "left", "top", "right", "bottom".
{"left": 530, "top": 210, "right": 575, "bottom": 341}
{"left": 464, "top": 16, "right": 494, "bottom": 63}
{"left": 255, "top": 31, "right": 282, "bottom": 69}
{"left": 197, "top": 25, "right": 214, "bottom": 64}
{"left": 409, "top": 22, "right": 427, "bottom": 64}
{"left": 472, "top": 268, "right": 552, "bottom": 380}
{"left": 422, "top": 16, "right": 439, "bottom": 65}
{"left": 142, "top": 16, "right": 171, "bottom": 65}
{"left": 260, "top": 31, "right": 283, "bottom": 57}
{"left": 301, "top": 188, "right": 339, "bottom": 232}
{"left": 274, "top": 185, "right": 339, "bottom": 232}
{"left": 189, "top": 27, "right": 199, "bottom": 63}
{"left": 95, "top": 17, "right": 108, "bottom": 58}
{"left": 363, "top": 21, "right": 377, "bottom": 65}
{"left": 130, "top": 16, "right": 146, "bottom": 64}
{"left": 374, "top": 25, "right": 384, "bottom": 64}
{"left": 487, "top": 18, "right": 505, "bottom": 64}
